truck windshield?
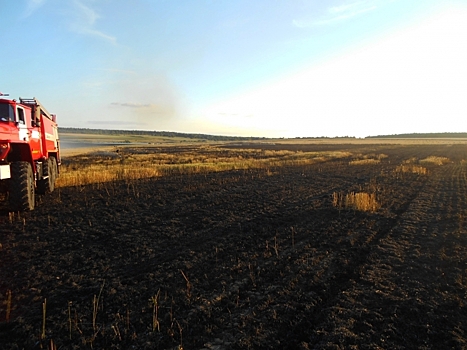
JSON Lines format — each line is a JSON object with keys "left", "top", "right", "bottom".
{"left": 0, "top": 104, "right": 15, "bottom": 122}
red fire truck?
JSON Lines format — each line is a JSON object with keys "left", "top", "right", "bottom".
{"left": 0, "top": 93, "right": 60, "bottom": 211}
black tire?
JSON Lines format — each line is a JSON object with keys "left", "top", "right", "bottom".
{"left": 9, "top": 161, "right": 35, "bottom": 211}
{"left": 51, "top": 156, "right": 58, "bottom": 181}
{"left": 37, "top": 158, "right": 55, "bottom": 194}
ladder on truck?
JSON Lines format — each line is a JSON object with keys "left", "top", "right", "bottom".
{"left": 19, "top": 97, "right": 55, "bottom": 121}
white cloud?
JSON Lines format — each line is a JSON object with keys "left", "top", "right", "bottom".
{"left": 77, "top": 27, "right": 117, "bottom": 44}
{"left": 23, "top": 0, "right": 115, "bottom": 43}
{"left": 329, "top": 1, "right": 372, "bottom": 14}
{"left": 69, "top": 0, "right": 117, "bottom": 44}
{"left": 24, "top": 0, "right": 47, "bottom": 18}
{"left": 74, "top": 0, "right": 99, "bottom": 24}
{"left": 293, "top": 0, "right": 380, "bottom": 28}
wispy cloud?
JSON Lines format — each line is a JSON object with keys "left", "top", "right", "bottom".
{"left": 24, "top": 0, "right": 116, "bottom": 44}
{"left": 110, "top": 102, "right": 176, "bottom": 117}
{"left": 293, "top": 0, "right": 380, "bottom": 28}
{"left": 23, "top": 0, "right": 47, "bottom": 18}
{"left": 69, "top": 0, "right": 117, "bottom": 44}
{"left": 111, "top": 102, "right": 153, "bottom": 108}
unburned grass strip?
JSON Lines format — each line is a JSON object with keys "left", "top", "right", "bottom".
{"left": 56, "top": 148, "right": 352, "bottom": 188}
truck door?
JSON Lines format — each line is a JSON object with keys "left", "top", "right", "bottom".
{"left": 16, "top": 107, "right": 29, "bottom": 142}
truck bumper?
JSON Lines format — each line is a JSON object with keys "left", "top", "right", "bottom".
{"left": 0, "top": 164, "right": 11, "bottom": 179}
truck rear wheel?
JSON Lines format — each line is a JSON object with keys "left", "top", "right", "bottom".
{"left": 37, "top": 158, "right": 55, "bottom": 194}
{"left": 9, "top": 161, "right": 35, "bottom": 211}
{"left": 51, "top": 157, "right": 58, "bottom": 182}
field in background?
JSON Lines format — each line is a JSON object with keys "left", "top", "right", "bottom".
{"left": 59, "top": 132, "right": 467, "bottom": 156}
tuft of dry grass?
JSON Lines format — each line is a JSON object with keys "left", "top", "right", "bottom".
{"left": 332, "top": 192, "right": 344, "bottom": 210}
{"left": 333, "top": 191, "right": 379, "bottom": 212}
{"left": 403, "top": 157, "right": 418, "bottom": 164}
{"left": 346, "top": 192, "right": 379, "bottom": 212}
{"left": 349, "top": 159, "right": 380, "bottom": 165}
{"left": 419, "top": 156, "right": 450, "bottom": 165}
{"left": 349, "top": 153, "right": 387, "bottom": 165}
{"left": 395, "top": 164, "right": 428, "bottom": 175}
{"left": 368, "top": 153, "right": 388, "bottom": 160}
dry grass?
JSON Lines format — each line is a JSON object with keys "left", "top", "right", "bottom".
{"left": 398, "top": 155, "right": 449, "bottom": 172}
{"left": 372, "top": 153, "right": 388, "bottom": 160}
{"left": 349, "top": 159, "right": 380, "bottom": 165}
{"left": 403, "top": 157, "right": 418, "bottom": 164}
{"left": 395, "top": 164, "right": 428, "bottom": 175}
{"left": 333, "top": 191, "right": 379, "bottom": 212}
{"left": 56, "top": 163, "right": 161, "bottom": 187}
{"left": 419, "top": 156, "right": 451, "bottom": 165}
{"left": 57, "top": 147, "right": 352, "bottom": 188}
{"left": 349, "top": 153, "right": 387, "bottom": 165}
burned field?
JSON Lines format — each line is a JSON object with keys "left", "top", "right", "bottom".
{"left": 1, "top": 142, "right": 467, "bottom": 349}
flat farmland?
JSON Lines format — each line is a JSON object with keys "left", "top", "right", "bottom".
{"left": 1, "top": 142, "right": 467, "bottom": 349}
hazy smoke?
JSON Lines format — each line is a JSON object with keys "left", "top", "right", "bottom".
{"left": 107, "top": 71, "right": 182, "bottom": 130}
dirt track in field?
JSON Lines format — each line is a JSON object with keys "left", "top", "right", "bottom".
{"left": 1, "top": 143, "right": 467, "bottom": 349}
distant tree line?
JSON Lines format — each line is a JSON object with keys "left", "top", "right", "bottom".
{"left": 366, "top": 133, "right": 467, "bottom": 139}
{"left": 59, "top": 127, "right": 267, "bottom": 141}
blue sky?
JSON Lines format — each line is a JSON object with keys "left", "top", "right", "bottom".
{"left": 1, "top": 0, "right": 466, "bottom": 137}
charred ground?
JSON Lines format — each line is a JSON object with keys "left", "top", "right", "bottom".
{"left": 1, "top": 143, "right": 467, "bottom": 349}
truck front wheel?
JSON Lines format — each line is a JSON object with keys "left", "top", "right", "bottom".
{"left": 9, "top": 161, "right": 35, "bottom": 211}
